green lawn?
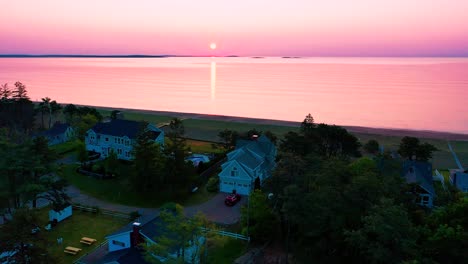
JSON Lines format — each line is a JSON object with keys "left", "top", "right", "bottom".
{"left": 58, "top": 164, "right": 215, "bottom": 208}
{"left": 207, "top": 238, "right": 247, "bottom": 264}
{"left": 50, "top": 139, "right": 82, "bottom": 156}
{"left": 37, "top": 206, "right": 128, "bottom": 264}
{"left": 187, "top": 139, "right": 224, "bottom": 154}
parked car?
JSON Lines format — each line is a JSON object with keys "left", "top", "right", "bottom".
{"left": 225, "top": 193, "right": 241, "bottom": 206}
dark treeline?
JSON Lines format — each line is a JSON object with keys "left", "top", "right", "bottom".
{"left": 241, "top": 114, "right": 467, "bottom": 264}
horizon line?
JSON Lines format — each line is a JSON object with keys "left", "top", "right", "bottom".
{"left": 1, "top": 54, "right": 468, "bottom": 58}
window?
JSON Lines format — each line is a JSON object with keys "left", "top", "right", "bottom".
{"left": 105, "top": 137, "right": 109, "bottom": 142}
{"left": 112, "top": 240, "right": 125, "bottom": 247}
{"left": 97, "top": 135, "right": 100, "bottom": 139}
{"left": 231, "top": 167, "right": 238, "bottom": 177}
{"left": 115, "top": 138, "right": 117, "bottom": 143}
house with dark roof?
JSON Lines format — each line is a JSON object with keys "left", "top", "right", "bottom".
{"left": 402, "top": 160, "right": 436, "bottom": 208}
{"left": 449, "top": 169, "right": 468, "bottom": 193}
{"left": 96, "top": 215, "right": 203, "bottom": 264}
{"left": 85, "top": 119, "right": 164, "bottom": 160}
{"left": 33, "top": 123, "right": 75, "bottom": 145}
{"left": 219, "top": 135, "right": 276, "bottom": 195}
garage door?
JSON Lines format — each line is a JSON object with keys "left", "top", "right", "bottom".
{"left": 220, "top": 182, "right": 251, "bottom": 195}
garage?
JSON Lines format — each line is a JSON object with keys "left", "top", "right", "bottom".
{"left": 220, "top": 181, "right": 251, "bottom": 196}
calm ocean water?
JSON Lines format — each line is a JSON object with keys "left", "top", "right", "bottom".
{"left": 1, "top": 57, "right": 467, "bottom": 133}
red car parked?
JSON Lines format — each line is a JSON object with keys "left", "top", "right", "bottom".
{"left": 225, "top": 193, "right": 241, "bottom": 206}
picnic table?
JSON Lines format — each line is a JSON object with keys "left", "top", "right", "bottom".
{"left": 80, "top": 237, "right": 97, "bottom": 245}
{"left": 64, "top": 246, "right": 82, "bottom": 255}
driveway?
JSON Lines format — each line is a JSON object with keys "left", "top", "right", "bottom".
{"left": 185, "top": 193, "right": 247, "bottom": 225}
{"left": 66, "top": 185, "right": 245, "bottom": 225}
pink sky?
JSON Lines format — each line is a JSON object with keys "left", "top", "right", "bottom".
{"left": 1, "top": 0, "right": 467, "bottom": 56}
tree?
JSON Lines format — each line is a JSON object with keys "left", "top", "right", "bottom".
{"left": 420, "top": 197, "right": 468, "bottom": 263}
{"left": 104, "top": 150, "right": 119, "bottom": 177}
{"left": 300, "top": 113, "right": 315, "bottom": 135}
{"left": 63, "top": 104, "right": 78, "bottom": 123}
{"left": 263, "top": 130, "right": 278, "bottom": 144}
{"left": 132, "top": 128, "right": 166, "bottom": 192}
{"left": 363, "top": 139, "right": 380, "bottom": 154}
{"left": 217, "top": 129, "right": 239, "bottom": 150}
{"left": 0, "top": 83, "right": 11, "bottom": 100}
{"left": 49, "top": 100, "right": 62, "bottom": 128}
{"left": 0, "top": 208, "right": 58, "bottom": 263}
{"left": 241, "top": 190, "right": 278, "bottom": 242}
{"left": 12, "top": 81, "right": 29, "bottom": 101}
{"left": 165, "top": 118, "right": 193, "bottom": 190}
{"left": 26, "top": 136, "right": 57, "bottom": 208}
{"left": 345, "top": 199, "right": 418, "bottom": 264}
{"left": 77, "top": 141, "right": 89, "bottom": 165}
{"left": 398, "top": 137, "right": 437, "bottom": 161}
{"left": 38, "top": 97, "right": 51, "bottom": 129}
{"left": 75, "top": 113, "right": 98, "bottom": 139}
{"left": 314, "top": 124, "right": 361, "bottom": 158}
{"left": 110, "top": 110, "right": 121, "bottom": 120}
{"left": 144, "top": 204, "right": 209, "bottom": 264}
{"left": 37, "top": 177, "right": 71, "bottom": 212}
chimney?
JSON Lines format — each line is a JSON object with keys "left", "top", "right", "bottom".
{"left": 131, "top": 222, "right": 142, "bottom": 247}
{"left": 251, "top": 134, "right": 259, "bottom": 141}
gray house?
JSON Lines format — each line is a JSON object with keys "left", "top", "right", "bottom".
{"left": 402, "top": 160, "right": 435, "bottom": 208}
{"left": 33, "top": 123, "right": 75, "bottom": 146}
{"left": 449, "top": 169, "right": 468, "bottom": 193}
{"left": 85, "top": 119, "right": 164, "bottom": 161}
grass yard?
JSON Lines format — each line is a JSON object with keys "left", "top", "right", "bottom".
{"left": 37, "top": 206, "right": 128, "bottom": 264}
{"left": 182, "top": 118, "right": 297, "bottom": 142}
{"left": 50, "top": 139, "right": 82, "bottom": 156}
{"left": 207, "top": 238, "right": 247, "bottom": 264}
{"left": 58, "top": 164, "right": 216, "bottom": 208}
{"left": 187, "top": 139, "right": 224, "bottom": 154}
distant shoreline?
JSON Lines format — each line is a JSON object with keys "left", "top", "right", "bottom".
{"left": 76, "top": 104, "right": 468, "bottom": 141}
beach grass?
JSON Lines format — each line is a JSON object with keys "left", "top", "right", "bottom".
{"left": 93, "top": 107, "right": 467, "bottom": 170}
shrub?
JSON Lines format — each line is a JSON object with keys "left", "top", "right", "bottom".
{"left": 129, "top": 211, "right": 141, "bottom": 221}
{"left": 91, "top": 206, "right": 100, "bottom": 214}
{"left": 206, "top": 177, "right": 219, "bottom": 192}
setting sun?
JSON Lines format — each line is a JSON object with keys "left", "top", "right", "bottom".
{"left": 209, "top": 42, "right": 217, "bottom": 50}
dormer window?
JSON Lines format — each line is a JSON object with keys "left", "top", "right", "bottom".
{"left": 231, "top": 167, "right": 238, "bottom": 177}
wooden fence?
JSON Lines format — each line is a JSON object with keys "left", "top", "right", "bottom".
{"left": 200, "top": 227, "right": 250, "bottom": 242}
{"left": 72, "top": 204, "right": 130, "bottom": 219}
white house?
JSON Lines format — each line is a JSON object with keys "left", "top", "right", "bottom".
{"left": 449, "top": 169, "right": 468, "bottom": 193}
{"left": 219, "top": 135, "right": 276, "bottom": 195}
{"left": 85, "top": 119, "right": 164, "bottom": 160}
{"left": 33, "top": 123, "right": 75, "bottom": 146}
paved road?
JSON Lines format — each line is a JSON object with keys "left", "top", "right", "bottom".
{"left": 66, "top": 185, "right": 245, "bottom": 225}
